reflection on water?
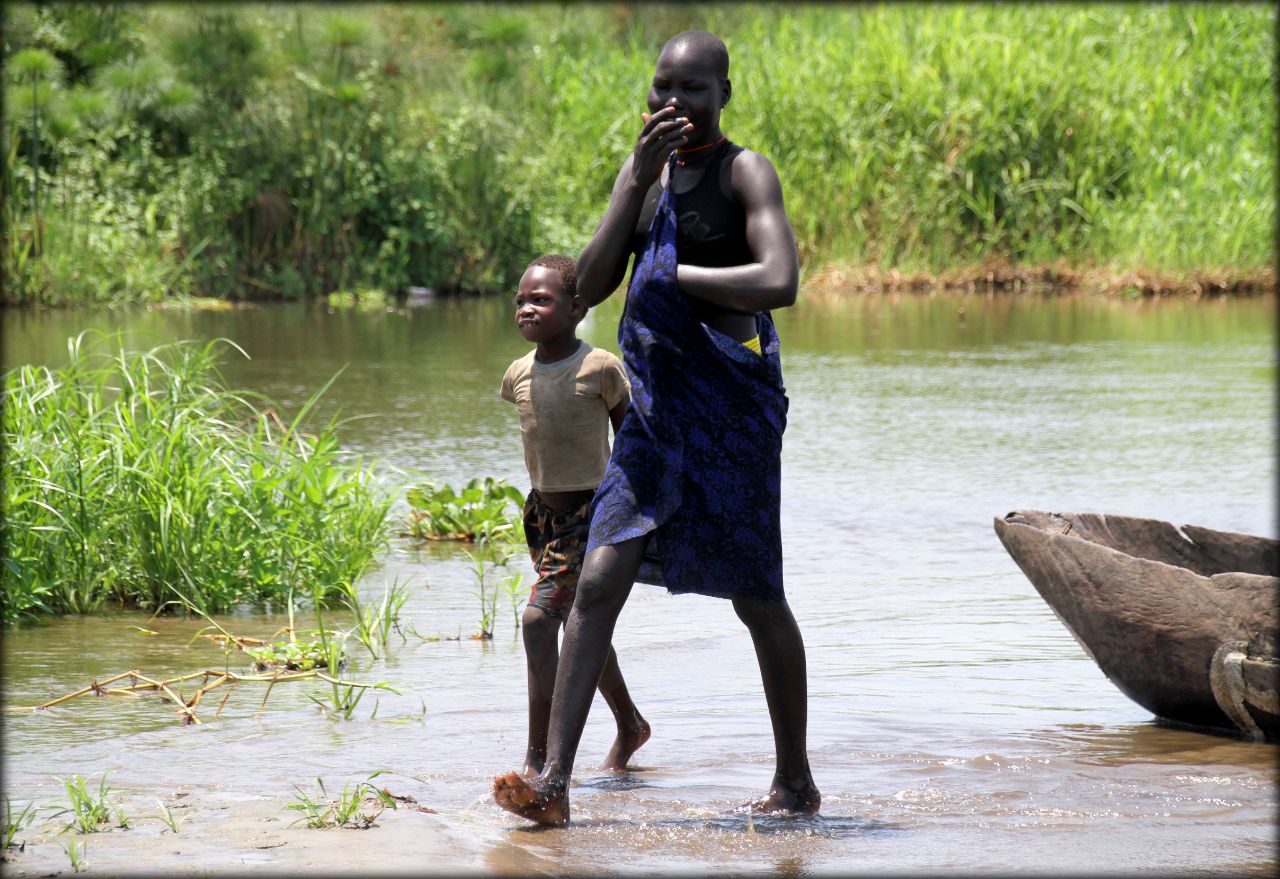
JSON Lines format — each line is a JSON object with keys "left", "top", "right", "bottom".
{"left": 2, "top": 292, "right": 1275, "bottom": 875}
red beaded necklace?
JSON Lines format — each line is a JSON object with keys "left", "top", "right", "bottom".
{"left": 675, "top": 135, "right": 727, "bottom": 166}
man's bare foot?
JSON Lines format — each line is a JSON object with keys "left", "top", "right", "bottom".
{"left": 737, "top": 781, "right": 821, "bottom": 815}
{"left": 492, "top": 770, "right": 570, "bottom": 826}
{"left": 599, "top": 718, "right": 652, "bottom": 771}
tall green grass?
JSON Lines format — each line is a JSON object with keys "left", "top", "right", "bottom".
{"left": 2, "top": 3, "right": 1273, "bottom": 304}
{"left": 0, "top": 333, "right": 392, "bottom": 624}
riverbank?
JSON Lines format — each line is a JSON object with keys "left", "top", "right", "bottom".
{"left": 3, "top": 262, "right": 1274, "bottom": 317}
{"left": 803, "top": 261, "right": 1278, "bottom": 299}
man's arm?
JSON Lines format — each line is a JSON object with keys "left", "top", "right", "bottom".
{"left": 676, "top": 151, "right": 799, "bottom": 311}
{"left": 578, "top": 106, "right": 693, "bottom": 306}
{"left": 576, "top": 155, "right": 648, "bottom": 307}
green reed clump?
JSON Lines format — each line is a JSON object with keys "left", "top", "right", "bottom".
{"left": 285, "top": 774, "right": 397, "bottom": 829}
{"left": 1, "top": 333, "right": 392, "bottom": 624}
{"left": 50, "top": 774, "right": 117, "bottom": 835}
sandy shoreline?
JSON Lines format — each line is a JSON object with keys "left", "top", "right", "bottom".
{"left": 0, "top": 792, "right": 540, "bottom": 877}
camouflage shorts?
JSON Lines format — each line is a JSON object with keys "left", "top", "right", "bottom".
{"left": 522, "top": 489, "right": 595, "bottom": 620}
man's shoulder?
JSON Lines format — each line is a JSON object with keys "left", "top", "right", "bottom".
{"left": 726, "top": 147, "right": 778, "bottom": 179}
{"left": 725, "top": 146, "right": 783, "bottom": 206}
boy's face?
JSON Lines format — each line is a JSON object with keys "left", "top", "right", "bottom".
{"left": 514, "top": 266, "right": 583, "bottom": 344}
{"left": 647, "top": 44, "right": 729, "bottom": 141}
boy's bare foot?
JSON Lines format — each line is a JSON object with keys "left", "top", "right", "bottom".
{"left": 599, "top": 718, "right": 652, "bottom": 771}
{"left": 492, "top": 770, "right": 570, "bottom": 826}
{"left": 736, "top": 781, "right": 821, "bottom": 815}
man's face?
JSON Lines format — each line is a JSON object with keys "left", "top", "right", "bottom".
{"left": 647, "top": 45, "right": 728, "bottom": 140}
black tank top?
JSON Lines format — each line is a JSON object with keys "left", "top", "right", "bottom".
{"left": 632, "top": 141, "right": 754, "bottom": 269}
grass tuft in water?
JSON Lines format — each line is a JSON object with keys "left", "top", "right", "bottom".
{"left": 1, "top": 332, "right": 392, "bottom": 624}
{"left": 2, "top": 796, "right": 38, "bottom": 849}
{"left": 464, "top": 529, "right": 523, "bottom": 640}
{"left": 285, "top": 774, "right": 398, "bottom": 829}
{"left": 63, "top": 836, "right": 87, "bottom": 873}
{"left": 50, "top": 774, "right": 116, "bottom": 834}
{"left": 152, "top": 799, "right": 184, "bottom": 834}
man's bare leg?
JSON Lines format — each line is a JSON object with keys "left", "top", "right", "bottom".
{"left": 732, "top": 596, "right": 821, "bottom": 814}
{"left": 493, "top": 536, "right": 647, "bottom": 825}
{"left": 597, "top": 646, "right": 651, "bottom": 771}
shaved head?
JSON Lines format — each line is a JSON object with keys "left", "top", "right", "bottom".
{"left": 661, "top": 31, "right": 729, "bottom": 82}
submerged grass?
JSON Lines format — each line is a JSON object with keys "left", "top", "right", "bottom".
{"left": 0, "top": 332, "right": 392, "bottom": 624}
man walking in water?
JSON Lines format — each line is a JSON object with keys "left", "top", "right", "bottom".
{"left": 493, "top": 30, "right": 819, "bottom": 826}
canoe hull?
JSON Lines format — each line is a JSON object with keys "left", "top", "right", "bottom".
{"left": 994, "top": 511, "right": 1280, "bottom": 741}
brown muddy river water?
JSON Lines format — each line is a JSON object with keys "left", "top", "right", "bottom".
{"left": 3, "top": 293, "right": 1275, "bottom": 876}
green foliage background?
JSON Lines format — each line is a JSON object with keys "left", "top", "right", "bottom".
{"left": 2, "top": 2, "right": 1273, "bottom": 305}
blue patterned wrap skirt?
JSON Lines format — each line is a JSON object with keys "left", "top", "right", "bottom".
{"left": 584, "top": 159, "right": 789, "bottom": 601}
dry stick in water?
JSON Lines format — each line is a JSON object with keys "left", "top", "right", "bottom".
{"left": 37, "top": 671, "right": 140, "bottom": 708}
{"left": 5, "top": 667, "right": 387, "bottom": 725}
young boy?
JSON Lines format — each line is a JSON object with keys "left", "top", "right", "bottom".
{"left": 500, "top": 253, "right": 650, "bottom": 777}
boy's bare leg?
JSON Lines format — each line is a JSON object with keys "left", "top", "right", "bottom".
{"left": 493, "top": 535, "right": 647, "bottom": 825}
{"left": 596, "top": 646, "right": 651, "bottom": 771}
{"left": 521, "top": 605, "right": 560, "bottom": 777}
{"left": 731, "top": 596, "right": 821, "bottom": 814}
{"left": 522, "top": 606, "right": 649, "bottom": 775}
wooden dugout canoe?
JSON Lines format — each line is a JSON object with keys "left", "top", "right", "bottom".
{"left": 994, "top": 510, "right": 1280, "bottom": 742}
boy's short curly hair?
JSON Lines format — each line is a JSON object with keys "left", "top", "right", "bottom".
{"left": 528, "top": 254, "right": 578, "bottom": 301}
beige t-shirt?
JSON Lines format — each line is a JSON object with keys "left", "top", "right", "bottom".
{"left": 501, "top": 342, "right": 630, "bottom": 492}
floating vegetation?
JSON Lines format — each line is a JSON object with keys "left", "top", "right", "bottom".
{"left": 242, "top": 638, "right": 334, "bottom": 672}
{"left": 403, "top": 477, "right": 524, "bottom": 542}
{"left": 192, "top": 603, "right": 346, "bottom": 672}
